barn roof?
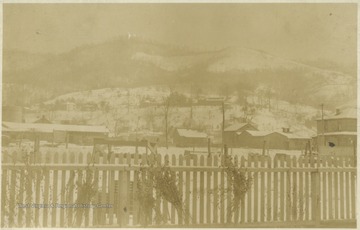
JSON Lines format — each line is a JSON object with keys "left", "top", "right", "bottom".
{"left": 2, "top": 121, "right": 109, "bottom": 134}
{"left": 224, "top": 123, "right": 255, "bottom": 132}
{"left": 176, "top": 129, "right": 207, "bottom": 138}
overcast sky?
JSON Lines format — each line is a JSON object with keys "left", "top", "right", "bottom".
{"left": 3, "top": 3, "right": 357, "bottom": 65}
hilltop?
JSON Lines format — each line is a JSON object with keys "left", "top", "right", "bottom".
{"left": 3, "top": 36, "right": 356, "bottom": 109}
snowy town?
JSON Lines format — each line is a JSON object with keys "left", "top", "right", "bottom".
{"left": 1, "top": 3, "right": 357, "bottom": 229}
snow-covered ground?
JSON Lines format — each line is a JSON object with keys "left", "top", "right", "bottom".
{"left": 26, "top": 86, "right": 317, "bottom": 138}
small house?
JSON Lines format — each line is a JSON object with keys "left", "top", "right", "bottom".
{"left": 173, "top": 128, "right": 208, "bottom": 147}
{"left": 2, "top": 121, "right": 109, "bottom": 146}
{"left": 316, "top": 106, "right": 357, "bottom": 156}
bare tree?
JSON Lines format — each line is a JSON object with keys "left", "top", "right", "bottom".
{"left": 162, "top": 94, "right": 172, "bottom": 149}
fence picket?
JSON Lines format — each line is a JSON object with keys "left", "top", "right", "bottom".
{"left": 51, "top": 152, "right": 59, "bottom": 227}
{"left": 60, "top": 153, "right": 67, "bottom": 227}
{"left": 304, "top": 155, "right": 310, "bottom": 221}
{"left": 240, "top": 156, "right": 246, "bottom": 223}
{"left": 42, "top": 152, "right": 51, "bottom": 227}
{"left": 285, "top": 155, "right": 291, "bottom": 222}
{"left": 253, "top": 155, "right": 259, "bottom": 223}
{"left": 17, "top": 166, "right": 25, "bottom": 227}
{"left": 101, "top": 152, "right": 108, "bottom": 226}
{"left": 185, "top": 155, "right": 191, "bottom": 225}
{"left": 226, "top": 155, "right": 232, "bottom": 223}
{"left": 280, "top": 155, "right": 285, "bottom": 222}
{"left": 213, "top": 155, "right": 219, "bottom": 224}
{"left": 68, "top": 153, "right": 76, "bottom": 227}
{"left": 327, "top": 156, "right": 333, "bottom": 220}
{"left": 339, "top": 157, "right": 345, "bottom": 220}
{"left": 163, "top": 154, "right": 170, "bottom": 223}
{"left": 1, "top": 167, "right": 8, "bottom": 227}
{"left": 291, "top": 156, "right": 297, "bottom": 221}
{"left": 260, "top": 156, "right": 265, "bottom": 223}
{"left": 9, "top": 169, "right": 16, "bottom": 227}
{"left": 132, "top": 152, "right": 140, "bottom": 226}
{"left": 0, "top": 150, "right": 357, "bottom": 228}
{"left": 350, "top": 156, "right": 356, "bottom": 219}
{"left": 333, "top": 156, "right": 339, "bottom": 220}
{"left": 321, "top": 155, "right": 327, "bottom": 221}
{"left": 247, "top": 155, "right": 252, "bottom": 223}
{"left": 84, "top": 152, "right": 92, "bottom": 227}
{"left": 8, "top": 159, "right": 17, "bottom": 227}
{"left": 34, "top": 169, "right": 41, "bottom": 226}
{"left": 93, "top": 151, "right": 100, "bottom": 227}
{"left": 154, "top": 153, "right": 159, "bottom": 225}
{"left": 108, "top": 152, "right": 115, "bottom": 225}
{"left": 126, "top": 153, "right": 132, "bottom": 226}
{"left": 178, "top": 154, "right": 184, "bottom": 225}
{"left": 171, "top": 154, "right": 176, "bottom": 224}
{"left": 206, "top": 155, "right": 212, "bottom": 224}
{"left": 234, "top": 155, "right": 239, "bottom": 224}
{"left": 199, "top": 155, "right": 205, "bottom": 224}
{"left": 139, "top": 153, "right": 147, "bottom": 226}
{"left": 220, "top": 155, "right": 225, "bottom": 224}
{"left": 298, "top": 156, "right": 304, "bottom": 221}
{"left": 266, "top": 156, "right": 272, "bottom": 222}
{"left": 192, "top": 155, "right": 198, "bottom": 225}
{"left": 75, "top": 152, "right": 84, "bottom": 227}
{"left": 345, "top": 157, "right": 350, "bottom": 220}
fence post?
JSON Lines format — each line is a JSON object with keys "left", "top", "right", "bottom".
{"left": 311, "top": 157, "right": 321, "bottom": 226}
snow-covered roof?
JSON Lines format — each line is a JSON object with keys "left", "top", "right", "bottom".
{"left": 176, "top": 129, "right": 207, "bottom": 138}
{"left": 238, "top": 130, "right": 311, "bottom": 139}
{"left": 317, "top": 107, "right": 357, "bottom": 120}
{"left": 238, "top": 130, "right": 273, "bottom": 137}
{"left": 322, "top": 132, "right": 357, "bottom": 136}
{"left": 224, "top": 123, "right": 250, "bottom": 132}
{"left": 280, "top": 132, "right": 311, "bottom": 140}
{"left": 2, "top": 121, "right": 109, "bottom": 134}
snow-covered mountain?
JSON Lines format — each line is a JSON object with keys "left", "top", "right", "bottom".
{"left": 3, "top": 36, "right": 356, "bottom": 108}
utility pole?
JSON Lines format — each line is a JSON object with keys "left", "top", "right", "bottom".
{"left": 190, "top": 84, "right": 193, "bottom": 128}
{"left": 321, "top": 104, "right": 325, "bottom": 147}
{"left": 222, "top": 100, "right": 225, "bottom": 153}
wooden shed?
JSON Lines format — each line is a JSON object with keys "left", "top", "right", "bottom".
{"left": 224, "top": 123, "right": 257, "bottom": 147}
{"left": 173, "top": 128, "right": 208, "bottom": 147}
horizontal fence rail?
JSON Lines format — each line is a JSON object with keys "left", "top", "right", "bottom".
{"left": 1, "top": 151, "right": 357, "bottom": 228}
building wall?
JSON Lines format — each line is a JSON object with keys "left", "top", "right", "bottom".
{"left": 3, "top": 131, "right": 53, "bottom": 142}
{"left": 224, "top": 124, "right": 257, "bottom": 147}
{"left": 265, "top": 133, "right": 289, "bottom": 150}
{"left": 317, "top": 118, "right": 357, "bottom": 133}
{"left": 173, "top": 132, "right": 208, "bottom": 147}
{"left": 318, "top": 146, "right": 356, "bottom": 157}
{"left": 289, "top": 139, "right": 309, "bottom": 150}
{"left": 236, "top": 133, "right": 265, "bottom": 148}
{"left": 224, "top": 131, "right": 237, "bottom": 147}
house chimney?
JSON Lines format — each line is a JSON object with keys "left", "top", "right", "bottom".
{"left": 335, "top": 109, "right": 341, "bottom": 115}
{"left": 282, "top": 127, "right": 290, "bottom": 133}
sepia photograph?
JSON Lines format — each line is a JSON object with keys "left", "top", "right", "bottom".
{"left": 1, "top": 2, "right": 357, "bottom": 228}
